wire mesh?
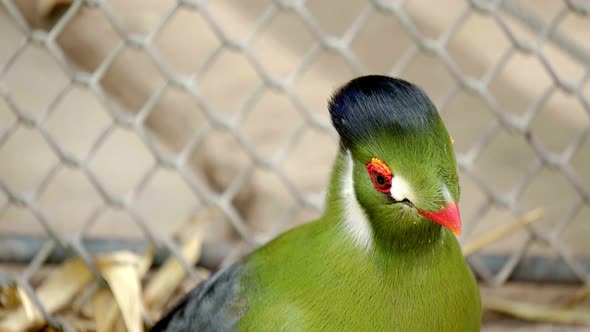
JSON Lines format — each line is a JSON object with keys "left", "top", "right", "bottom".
{"left": 0, "top": 0, "right": 589, "bottom": 327}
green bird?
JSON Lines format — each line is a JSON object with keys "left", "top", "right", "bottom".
{"left": 151, "top": 75, "right": 481, "bottom": 331}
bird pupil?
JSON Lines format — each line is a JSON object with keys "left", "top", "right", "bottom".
{"left": 377, "top": 175, "right": 385, "bottom": 185}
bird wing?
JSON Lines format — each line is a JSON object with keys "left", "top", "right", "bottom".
{"left": 150, "top": 263, "right": 246, "bottom": 332}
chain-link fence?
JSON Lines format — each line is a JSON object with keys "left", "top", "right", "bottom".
{"left": 0, "top": 0, "right": 589, "bottom": 328}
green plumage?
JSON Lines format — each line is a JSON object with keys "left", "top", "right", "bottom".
{"left": 238, "top": 153, "right": 480, "bottom": 331}
{"left": 151, "top": 76, "right": 481, "bottom": 332}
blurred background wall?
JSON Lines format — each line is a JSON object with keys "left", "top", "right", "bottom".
{"left": 0, "top": 0, "right": 589, "bottom": 330}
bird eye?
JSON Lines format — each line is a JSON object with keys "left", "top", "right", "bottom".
{"left": 365, "top": 158, "right": 392, "bottom": 194}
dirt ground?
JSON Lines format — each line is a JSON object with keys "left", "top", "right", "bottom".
{"left": 480, "top": 283, "right": 590, "bottom": 332}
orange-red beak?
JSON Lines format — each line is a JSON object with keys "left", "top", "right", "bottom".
{"left": 419, "top": 203, "right": 461, "bottom": 236}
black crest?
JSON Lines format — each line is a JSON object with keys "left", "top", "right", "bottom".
{"left": 329, "top": 75, "right": 438, "bottom": 147}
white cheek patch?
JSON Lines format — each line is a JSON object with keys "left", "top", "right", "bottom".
{"left": 390, "top": 175, "right": 416, "bottom": 203}
{"left": 340, "top": 151, "right": 373, "bottom": 249}
{"left": 441, "top": 183, "right": 453, "bottom": 204}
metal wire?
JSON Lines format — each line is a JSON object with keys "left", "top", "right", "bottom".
{"left": 0, "top": 0, "right": 589, "bottom": 326}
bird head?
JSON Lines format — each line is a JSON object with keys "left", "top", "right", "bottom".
{"left": 329, "top": 76, "right": 461, "bottom": 246}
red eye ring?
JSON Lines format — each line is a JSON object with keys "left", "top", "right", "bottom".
{"left": 365, "top": 158, "right": 392, "bottom": 193}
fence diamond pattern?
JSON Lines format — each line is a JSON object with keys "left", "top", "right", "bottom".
{"left": 0, "top": 0, "right": 589, "bottom": 327}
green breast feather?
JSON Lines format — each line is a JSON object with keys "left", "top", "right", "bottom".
{"left": 150, "top": 75, "right": 481, "bottom": 332}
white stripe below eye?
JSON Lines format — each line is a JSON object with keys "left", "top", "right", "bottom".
{"left": 390, "top": 175, "right": 415, "bottom": 203}
{"left": 341, "top": 151, "right": 373, "bottom": 249}
{"left": 441, "top": 183, "right": 453, "bottom": 204}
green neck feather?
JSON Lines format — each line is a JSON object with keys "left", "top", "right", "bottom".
{"left": 323, "top": 147, "right": 445, "bottom": 254}
{"left": 240, "top": 145, "right": 480, "bottom": 331}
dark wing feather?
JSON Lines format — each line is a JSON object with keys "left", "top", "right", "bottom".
{"left": 150, "top": 263, "right": 245, "bottom": 332}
